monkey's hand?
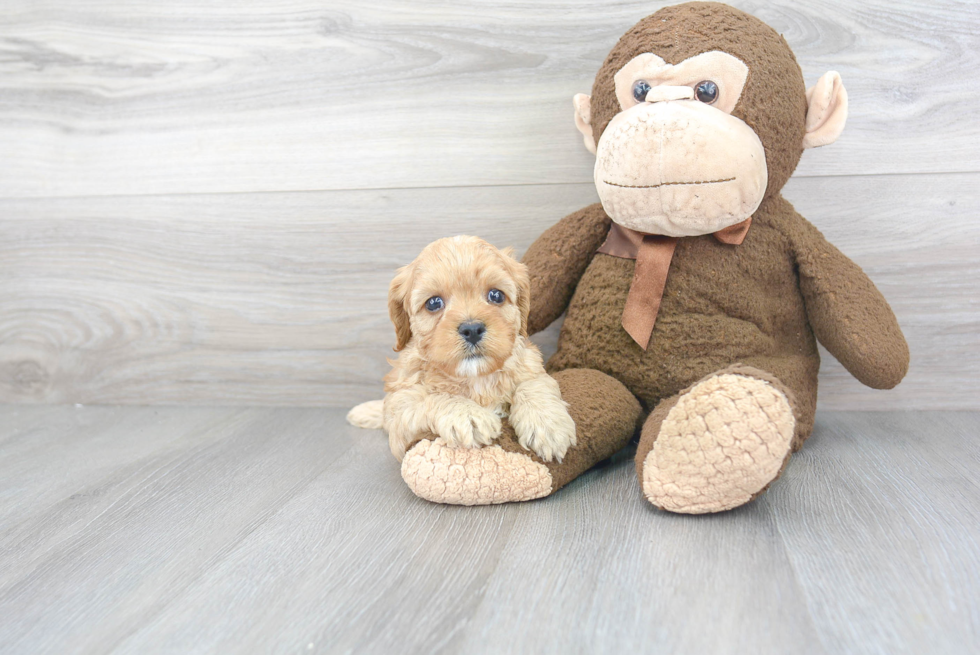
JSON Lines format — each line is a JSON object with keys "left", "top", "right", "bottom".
{"left": 790, "top": 214, "right": 909, "bottom": 389}
{"left": 522, "top": 204, "right": 611, "bottom": 335}
{"left": 510, "top": 375, "right": 577, "bottom": 462}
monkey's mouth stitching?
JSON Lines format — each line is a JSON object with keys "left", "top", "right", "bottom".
{"left": 603, "top": 177, "right": 736, "bottom": 189}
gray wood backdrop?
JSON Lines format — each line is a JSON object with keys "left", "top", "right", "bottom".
{"left": 1, "top": 0, "right": 977, "bottom": 409}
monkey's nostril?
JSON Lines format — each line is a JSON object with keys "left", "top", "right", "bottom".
{"left": 458, "top": 321, "right": 486, "bottom": 346}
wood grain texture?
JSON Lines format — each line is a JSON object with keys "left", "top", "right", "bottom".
{"left": 1, "top": 0, "right": 977, "bottom": 409}
{"left": 2, "top": 173, "right": 977, "bottom": 409}
{"left": 0, "top": 406, "right": 977, "bottom": 653}
{"left": 0, "top": 0, "right": 977, "bottom": 198}
{"left": 0, "top": 405, "right": 356, "bottom": 653}
{"left": 773, "top": 412, "right": 980, "bottom": 654}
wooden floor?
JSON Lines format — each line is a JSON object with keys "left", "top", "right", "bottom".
{"left": 0, "top": 406, "right": 977, "bottom": 654}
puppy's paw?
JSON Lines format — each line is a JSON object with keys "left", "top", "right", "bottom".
{"left": 512, "top": 404, "right": 577, "bottom": 462}
{"left": 511, "top": 378, "right": 577, "bottom": 462}
{"left": 433, "top": 399, "right": 502, "bottom": 449}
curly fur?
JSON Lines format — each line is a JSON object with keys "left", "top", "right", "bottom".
{"left": 352, "top": 236, "right": 576, "bottom": 463}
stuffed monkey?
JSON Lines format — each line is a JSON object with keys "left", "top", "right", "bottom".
{"left": 400, "top": 2, "right": 909, "bottom": 513}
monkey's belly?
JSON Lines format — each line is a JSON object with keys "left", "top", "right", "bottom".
{"left": 547, "top": 253, "right": 819, "bottom": 413}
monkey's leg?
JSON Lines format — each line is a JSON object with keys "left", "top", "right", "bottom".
{"left": 401, "top": 368, "right": 642, "bottom": 505}
{"left": 635, "top": 365, "right": 796, "bottom": 514}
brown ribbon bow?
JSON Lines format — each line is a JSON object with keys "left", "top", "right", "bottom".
{"left": 597, "top": 218, "right": 752, "bottom": 350}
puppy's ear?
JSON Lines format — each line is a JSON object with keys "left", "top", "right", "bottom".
{"left": 388, "top": 264, "right": 414, "bottom": 351}
{"left": 501, "top": 248, "right": 531, "bottom": 338}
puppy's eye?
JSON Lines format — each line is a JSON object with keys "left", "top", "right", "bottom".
{"left": 695, "top": 80, "right": 719, "bottom": 104}
{"left": 425, "top": 296, "right": 444, "bottom": 312}
{"left": 632, "top": 80, "right": 652, "bottom": 103}
{"left": 487, "top": 289, "right": 505, "bottom": 305}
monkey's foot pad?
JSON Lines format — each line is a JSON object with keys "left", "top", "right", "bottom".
{"left": 642, "top": 373, "right": 795, "bottom": 514}
{"left": 402, "top": 438, "right": 552, "bottom": 505}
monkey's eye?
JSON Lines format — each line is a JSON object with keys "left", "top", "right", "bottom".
{"left": 632, "top": 80, "right": 652, "bottom": 103}
{"left": 425, "top": 296, "right": 444, "bottom": 312}
{"left": 487, "top": 289, "right": 505, "bottom": 305}
{"left": 695, "top": 80, "right": 719, "bottom": 104}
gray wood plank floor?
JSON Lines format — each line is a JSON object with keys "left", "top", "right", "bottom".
{"left": 0, "top": 406, "right": 977, "bottom": 654}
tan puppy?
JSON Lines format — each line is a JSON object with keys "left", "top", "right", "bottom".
{"left": 348, "top": 236, "right": 576, "bottom": 463}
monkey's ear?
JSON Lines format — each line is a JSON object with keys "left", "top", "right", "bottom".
{"left": 387, "top": 265, "right": 413, "bottom": 351}
{"left": 803, "top": 72, "right": 848, "bottom": 149}
{"left": 573, "top": 93, "right": 597, "bottom": 155}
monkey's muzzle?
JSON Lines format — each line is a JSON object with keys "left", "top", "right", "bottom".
{"left": 594, "top": 100, "right": 768, "bottom": 237}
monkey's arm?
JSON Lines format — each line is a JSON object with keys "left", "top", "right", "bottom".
{"left": 522, "top": 203, "right": 611, "bottom": 335}
{"left": 787, "top": 213, "right": 909, "bottom": 389}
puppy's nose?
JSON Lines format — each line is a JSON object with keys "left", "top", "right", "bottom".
{"left": 458, "top": 321, "right": 486, "bottom": 346}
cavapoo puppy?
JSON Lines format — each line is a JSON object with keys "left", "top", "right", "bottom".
{"left": 347, "top": 236, "right": 576, "bottom": 463}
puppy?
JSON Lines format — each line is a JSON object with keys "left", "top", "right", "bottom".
{"left": 347, "top": 236, "right": 576, "bottom": 463}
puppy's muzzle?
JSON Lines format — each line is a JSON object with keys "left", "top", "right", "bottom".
{"left": 458, "top": 320, "right": 486, "bottom": 346}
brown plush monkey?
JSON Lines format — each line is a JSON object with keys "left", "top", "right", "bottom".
{"left": 400, "top": 2, "right": 909, "bottom": 513}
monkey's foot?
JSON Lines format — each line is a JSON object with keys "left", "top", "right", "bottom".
{"left": 637, "top": 368, "right": 795, "bottom": 514}
{"left": 401, "top": 436, "right": 552, "bottom": 506}
{"left": 401, "top": 368, "right": 642, "bottom": 506}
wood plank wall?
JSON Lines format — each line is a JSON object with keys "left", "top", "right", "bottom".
{"left": 1, "top": 0, "right": 978, "bottom": 409}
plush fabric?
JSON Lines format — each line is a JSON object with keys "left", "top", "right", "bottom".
{"left": 612, "top": 51, "right": 749, "bottom": 115}
{"left": 597, "top": 218, "right": 753, "bottom": 348}
{"left": 523, "top": 3, "right": 906, "bottom": 512}
{"left": 593, "top": 98, "right": 768, "bottom": 236}
{"left": 401, "top": 368, "right": 642, "bottom": 504}
{"left": 635, "top": 365, "right": 796, "bottom": 514}
{"left": 538, "top": 194, "right": 908, "bottom": 451}
{"left": 398, "top": 2, "right": 908, "bottom": 513}
{"left": 525, "top": 203, "right": 612, "bottom": 335}
{"left": 803, "top": 72, "right": 848, "bottom": 149}
{"left": 402, "top": 438, "right": 553, "bottom": 506}
{"left": 588, "top": 1, "right": 809, "bottom": 199}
